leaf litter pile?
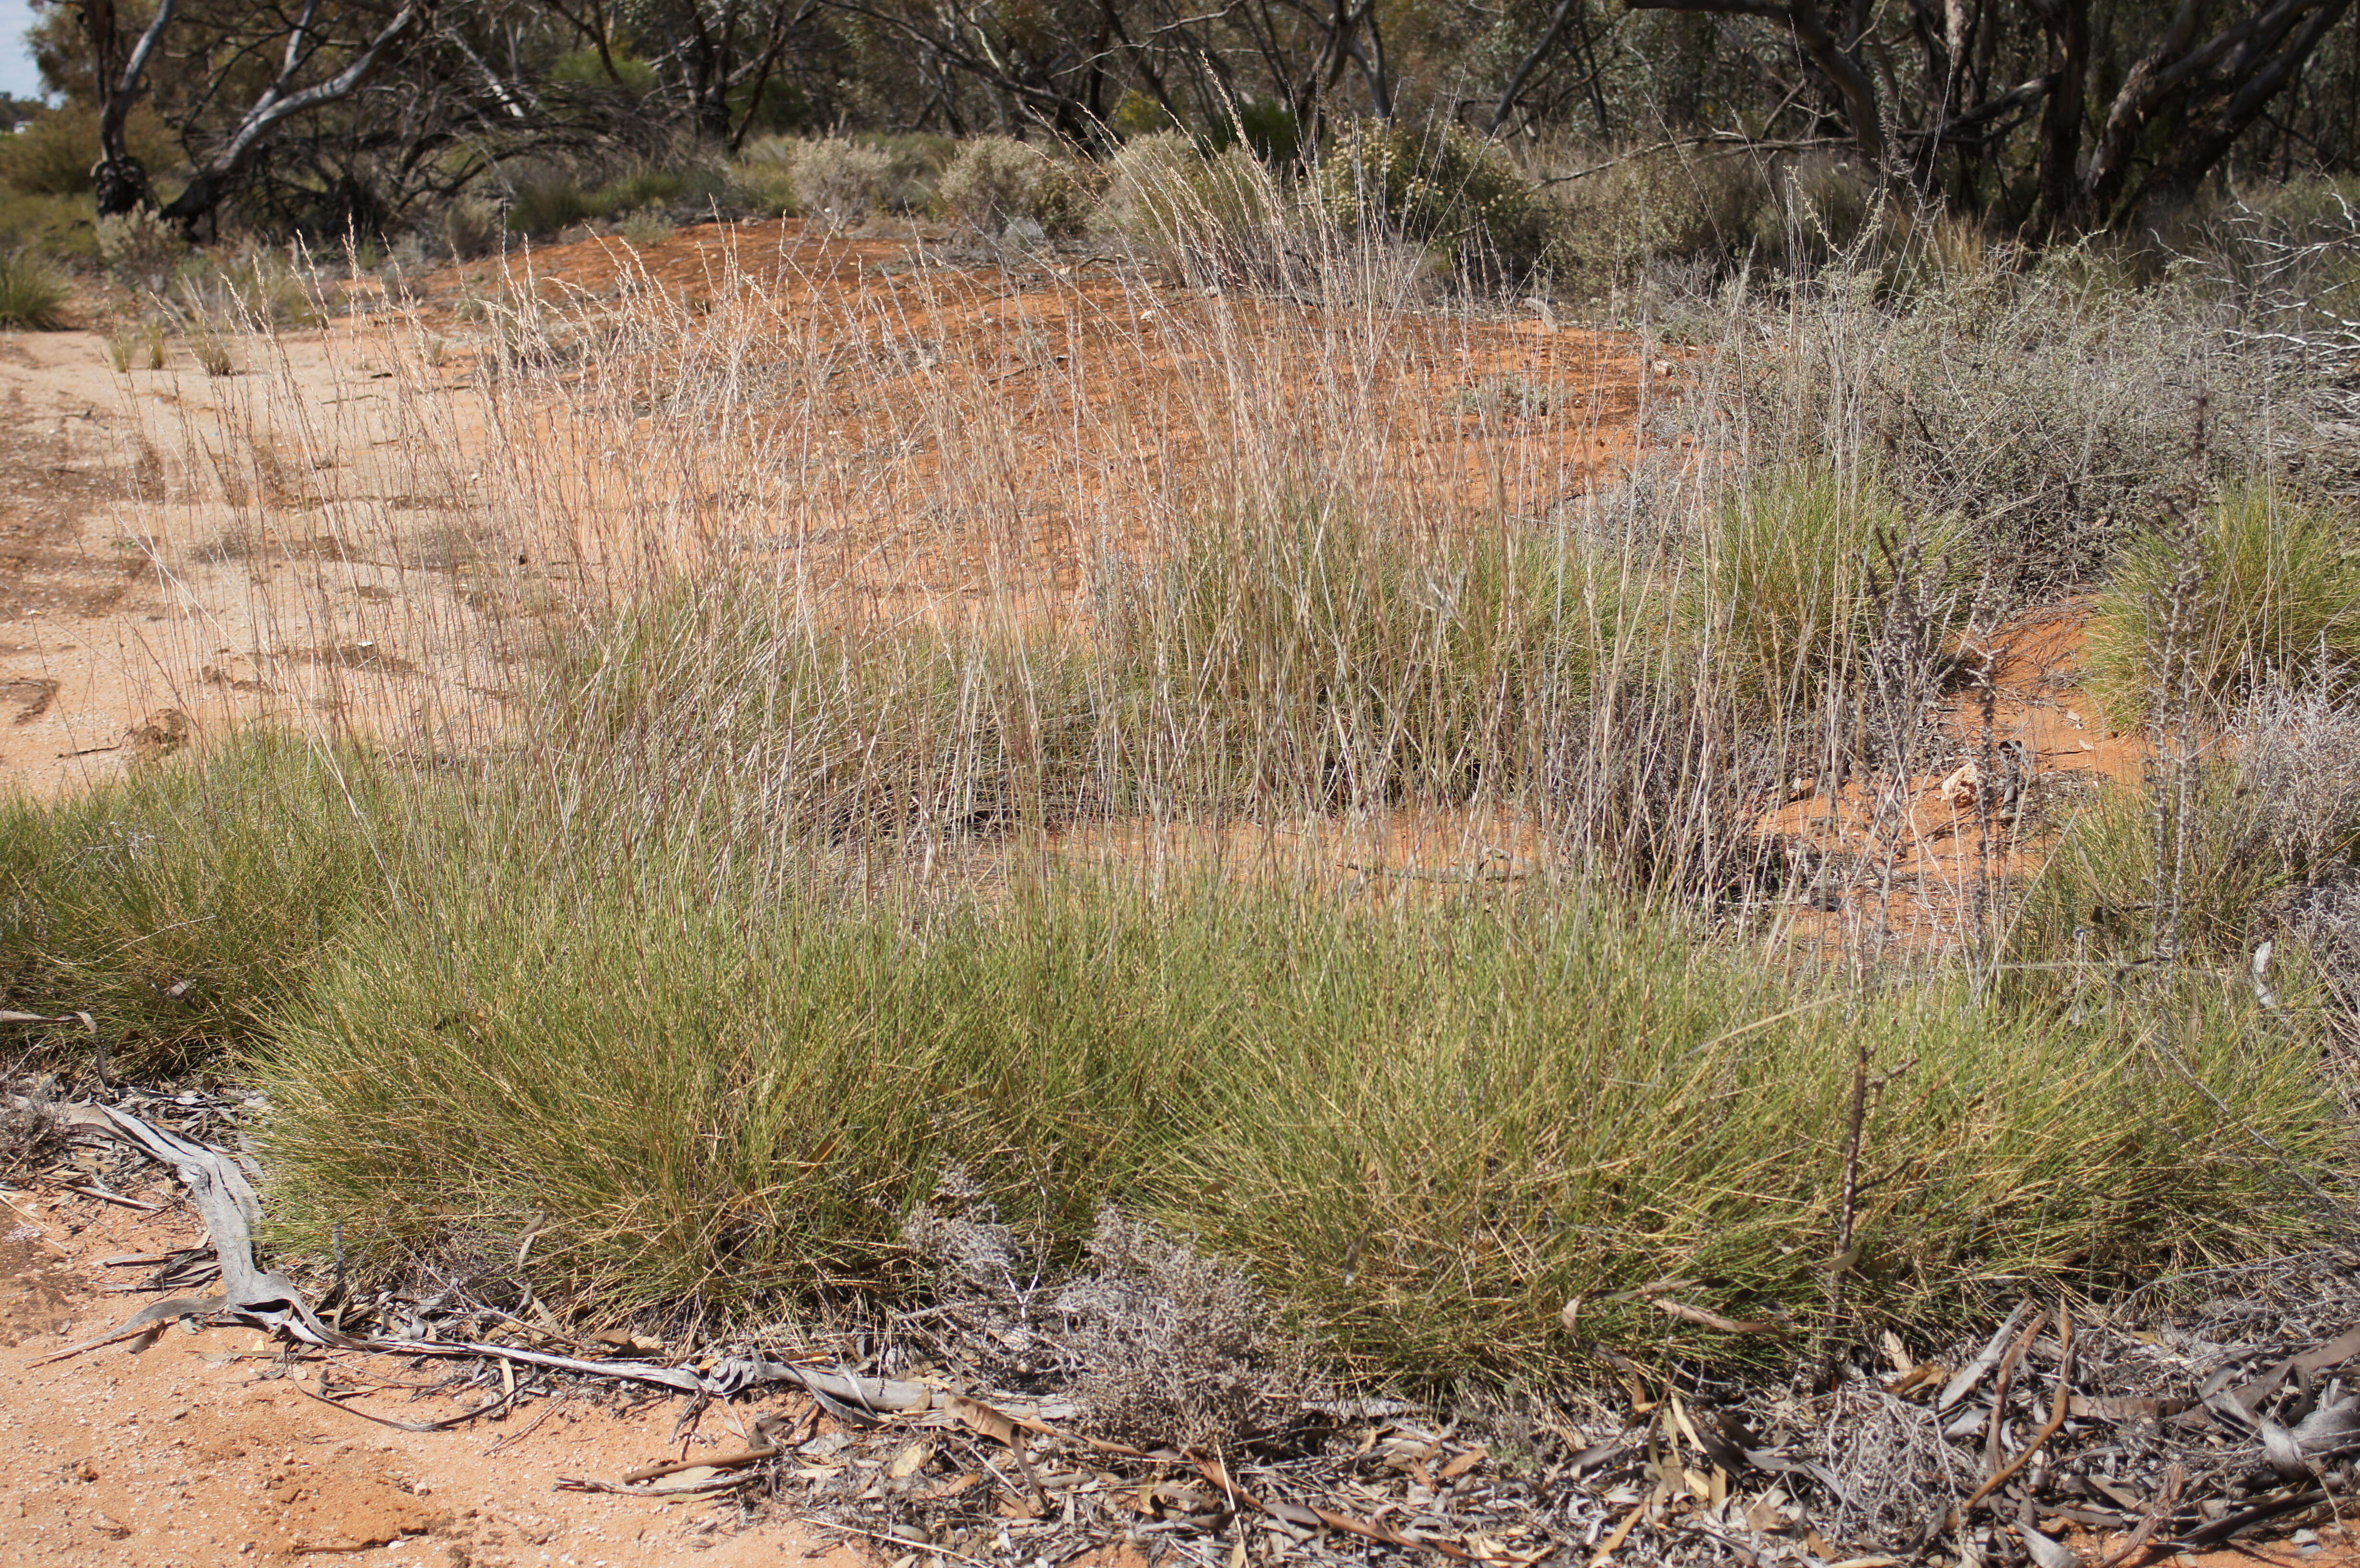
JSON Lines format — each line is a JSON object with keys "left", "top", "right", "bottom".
{"left": 12, "top": 1076, "right": 2360, "bottom": 1567}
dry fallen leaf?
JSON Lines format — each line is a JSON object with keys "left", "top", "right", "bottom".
{"left": 2019, "top": 1525, "right": 2081, "bottom": 1568}
{"left": 1438, "top": 1446, "right": 1488, "bottom": 1482}
{"left": 1651, "top": 1297, "right": 1785, "bottom": 1335}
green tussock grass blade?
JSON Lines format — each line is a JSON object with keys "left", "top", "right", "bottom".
{"left": 252, "top": 822, "right": 2347, "bottom": 1372}
{"left": 2085, "top": 486, "right": 2360, "bottom": 729}
{"left": 0, "top": 249, "right": 71, "bottom": 331}
{"left": 0, "top": 734, "right": 412, "bottom": 1071}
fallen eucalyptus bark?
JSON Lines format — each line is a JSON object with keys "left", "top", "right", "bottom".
{"left": 30, "top": 1101, "right": 941, "bottom": 1413}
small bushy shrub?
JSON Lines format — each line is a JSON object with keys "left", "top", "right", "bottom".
{"left": 505, "top": 171, "right": 599, "bottom": 237}
{"left": 1734, "top": 257, "right": 2260, "bottom": 599}
{"left": 935, "top": 135, "right": 1092, "bottom": 240}
{"left": 0, "top": 106, "right": 172, "bottom": 197}
{"left": 1537, "top": 146, "right": 1773, "bottom": 294}
{"left": 2085, "top": 488, "right": 2360, "bottom": 728}
{"left": 1315, "top": 122, "right": 1554, "bottom": 279}
{"left": 788, "top": 136, "right": 894, "bottom": 226}
{"left": 172, "top": 244, "right": 325, "bottom": 329}
{"left": 1100, "top": 132, "right": 1294, "bottom": 285}
{"left": 1751, "top": 154, "right": 1884, "bottom": 270}
{"left": 599, "top": 164, "right": 721, "bottom": 213}
{"left": 0, "top": 189, "right": 98, "bottom": 263}
{"left": 550, "top": 48, "right": 658, "bottom": 95}
{"left": 440, "top": 198, "right": 502, "bottom": 259}
{"left": 727, "top": 137, "right": 800, "bottom": 216}
{"left": 617, "top": 209, "right": 675, "bottom": 246}
{"left": 96, "top": 206, "right": 188, "bottom": 293}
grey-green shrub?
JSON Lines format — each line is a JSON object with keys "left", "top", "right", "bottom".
{"left": 1099, "top": 132, "right": 1297, "bottom": 287}
{"left": 936, "top": 136, "right": 1092, "bottom": 239}
{"left": 1315, "top": 122, "right": 1554, "bottom": 280}
{"left": 788, "top": 137, "right": 894, "bottom": 226}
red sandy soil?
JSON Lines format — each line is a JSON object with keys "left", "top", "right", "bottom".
{"left": 0, "top": 1188, "right": 859, "bottom": 1568}
{"left": 1757, "top": 597, "right": 2156, "bottom": 951}
{"left": 0, "top": 217, "right": 1664, "bottom": 800}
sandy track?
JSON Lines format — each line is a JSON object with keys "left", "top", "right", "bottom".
{"left": 1, "top": 1188, "right": 859, "bottom": 1568}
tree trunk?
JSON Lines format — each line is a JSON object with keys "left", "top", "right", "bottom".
{"left": 2028, "top": 0, "right": 2089, "bottom": 232}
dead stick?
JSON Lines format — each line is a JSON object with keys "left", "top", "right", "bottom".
{"left": 1837, "top": 1043, "right": 1870, "bottom": 1264}
{"left": 1983, "top": 1303, "right": 2045, "bottom": 1472}
{"left": 622, "top": 1446, "right": 779, "bottom": 1483}
{"left": 57, "top": 1182, "right": 163, "bottom": 1212}
{"left": 1962, "top": 1302, "right": 2074, "bottom": 1514}
{"left": 483, "top": 1400, "right": 557, "bottom": 1458}
{"left": 2095, "top": 1462, "right": 2187, "bottom": 1568}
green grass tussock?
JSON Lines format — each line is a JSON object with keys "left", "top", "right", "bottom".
{"left": 1106, "top": 506, "right": 1607, "bottom": 808}
{"left": 256, "top": 845, "right": 2346, "bottom": 1372}
{"left": 0, "top": 248, "right": 70, "bottom": 330}
{"left": 1170, "top": 903, "right": 2336, "bottom": 1376}
{"left": 549, "top": 509, "right": 1610, "bottom": 834}
{"left": 548, "top": 579, "right": 1106, "bottom": 843}
{"left": 2085, "top": 487, "right": 2360, "bottom": 728}
{"left": 258, "top": 868, "right": 1196, "bottom": 1313}
{"left": 1694, "top": 465, "right": 1964, "bottom": 718}
{"left": 2007, "top": 687, "right": 2360, "bottom": 982}
{"left": 0, "top": 735, "right": 409, "bottom": 1070}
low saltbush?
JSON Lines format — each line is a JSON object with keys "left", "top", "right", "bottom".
{"left": 784, "top": 137, "right": 895, "bottom": 226}
{"left": 1099, "top": 133, "right": 1297, "bottom": 288}
{"left": 935, "top": 136, "right": 1092, "bottom": 240}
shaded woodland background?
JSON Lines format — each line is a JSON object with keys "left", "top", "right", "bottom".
{"left": 0, "top": 0, "right": 2354, "bottom": 260}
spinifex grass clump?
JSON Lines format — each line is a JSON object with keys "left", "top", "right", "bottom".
{"left": 0, "top": 248, "right": 69, "bottom": 330}
{"left": 546, "top": 577, "right": 1107, "bottom": 845}
{"left": 2085, "top": 487, "right": 2360, "bottom": 729}
{"left": 2006, "top": 686, "right": 2360, "bottom": 980}
{"left": 1167, "top": 897, "right": 2336, "bottom": 1377}
{"left": 258, "top": 865, "right": 1216, "bottom": 1311}
{"left": 1692, "top": 465, "right": 1965, "bottom": 719}
{"left": 546, "top": 509, "right": 1609, "bottom": 838}
{"left": 258, "top": 837, "right": 2341, "bottom": 1371}
{"left": 0, "top": 734, "right": 411, "bottom": 1071}
{"left": 1101, "top": 503, "right": 1607, "bottom": 810}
